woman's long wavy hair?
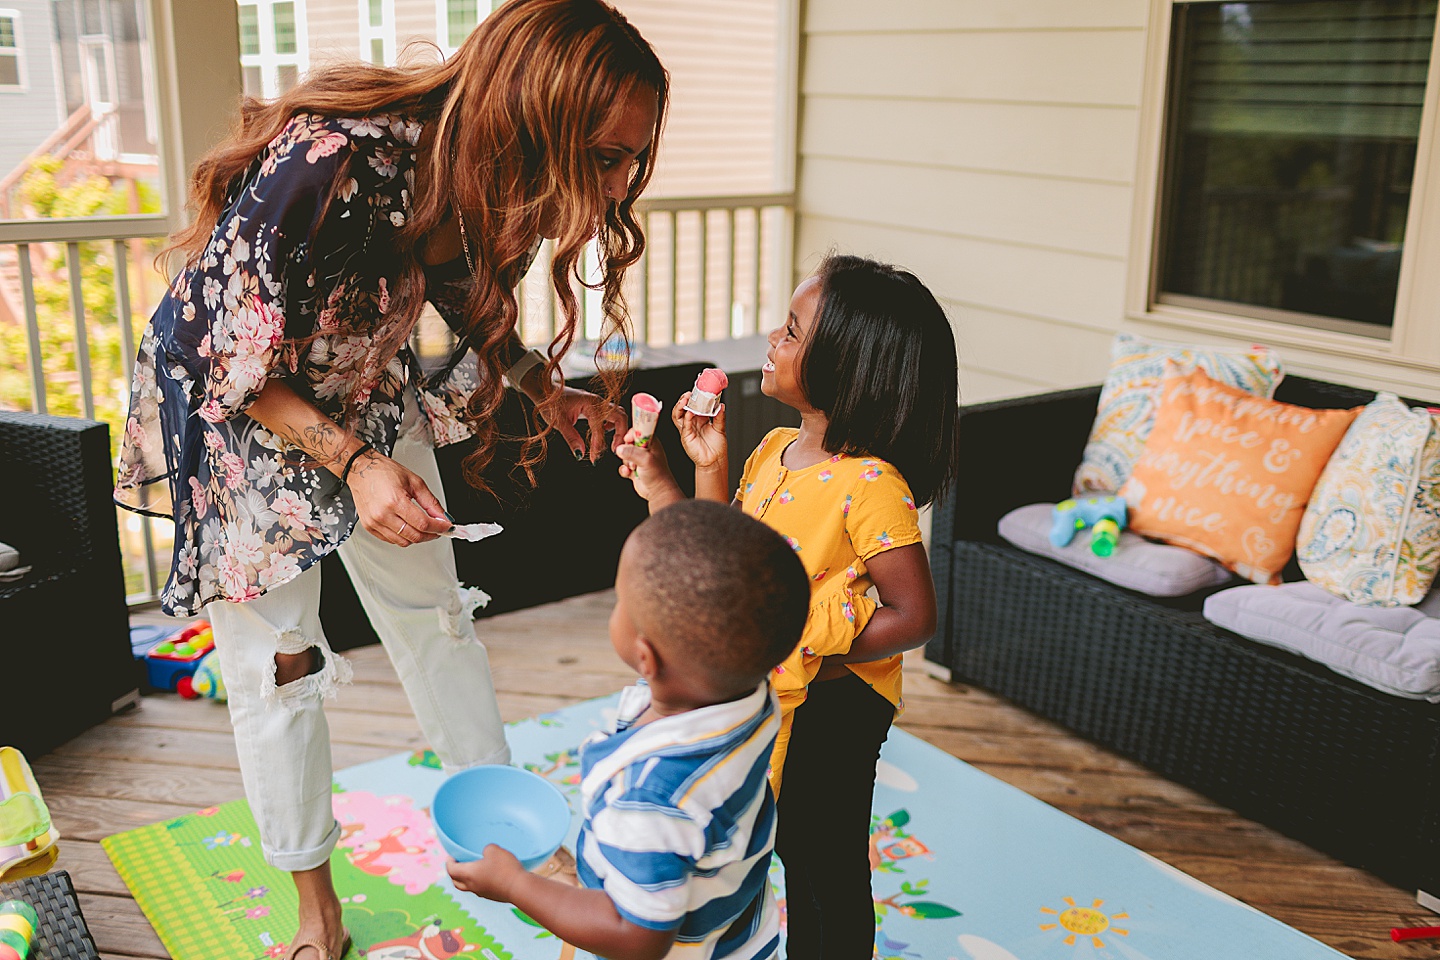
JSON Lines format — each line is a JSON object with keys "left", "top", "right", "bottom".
{"left": 164, "top": 0, "right": 668, "bottom": 488}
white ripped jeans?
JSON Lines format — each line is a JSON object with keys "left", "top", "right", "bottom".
{"left": 207, "top": 396, "right": 510, "bottom": 872}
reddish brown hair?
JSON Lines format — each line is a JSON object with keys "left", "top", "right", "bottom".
{"left": 165, "top": 0, "right": 668, "bottom": 487}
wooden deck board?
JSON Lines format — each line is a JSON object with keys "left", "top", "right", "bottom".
{"left": 30, "top": 590, "right": 1433, "bottom": 958}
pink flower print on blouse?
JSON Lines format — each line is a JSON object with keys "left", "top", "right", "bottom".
{"left": 802, "top": 646, "right": 815, "bottom": 657}
{"left": 902, "top": 495, "right": 916, "bottom": 511}
{"left": 845, "top": 565, "right": 858, "bottom": 581}
{"left": 778, "top": 489, "right": 795, "bottom": 504}
{"left": 774, "top": 664, "right": 786, "bottom": 674}
{"left": 842, "top": 494, "right": 852, "bottom": 516}
{"left": 818, "top": 469, "right": 833, "bottom": 483}
{"left": 305, "top": 131, "right": 348, "bottom": 163}
{"left": 785, "top": 536, "right": 801, "bottom": 552}
{"left": 876, "top": 531, "right": 894, "bottom": 548}
{"left": 860, "top": 460, "right": 884, "bottom": 482}
{"left": 842, "top": 600, "right": 856, "bottom": 623}
{"left": 812, "top": 568, "right": 828, "bottom": 581}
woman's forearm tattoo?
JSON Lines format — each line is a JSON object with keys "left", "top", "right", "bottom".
{"left": 277, "top": 419, "right": 350, "bottom": 466}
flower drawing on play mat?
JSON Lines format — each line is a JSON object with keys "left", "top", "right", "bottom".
{"left": 202, "top": 830, "right": 247, "bottom": 849}
{"left": 334, "top": 790, "right": 446, "bottom": 894}
{"left": 1039, "top": 896, "right": 1130, "bottom": 950}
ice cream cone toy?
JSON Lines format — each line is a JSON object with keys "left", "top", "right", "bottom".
{"left": 683, "top": 368, "right": 728, "bottom": 416}
{"left": 631, "top": 393, "right": 663, "bottom": 447}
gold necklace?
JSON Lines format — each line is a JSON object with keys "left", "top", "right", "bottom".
{"left": 455, "top": 206, "right": 475, "bottom": 275}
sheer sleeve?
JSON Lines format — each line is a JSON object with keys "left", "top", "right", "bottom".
{"left": 170, "top": 117, "right": 352, "bottom": 424}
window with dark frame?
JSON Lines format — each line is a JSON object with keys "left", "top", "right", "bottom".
{"left": 1156, "top": 0, "right": 1437, "bottom": 336}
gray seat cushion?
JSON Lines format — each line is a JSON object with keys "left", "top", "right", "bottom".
{"left": 998, "top": 503, "right": 1235, "bottom": 597}
{"left": 1203, "top": 581, "right": 1440, "bottom": 701}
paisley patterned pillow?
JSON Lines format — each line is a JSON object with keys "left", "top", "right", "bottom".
{"left": 1073, "top": 333, "right": 1283, "bottom": 495}
{"left": 1296, "top": 395, "right": 1440, "bottom": 606}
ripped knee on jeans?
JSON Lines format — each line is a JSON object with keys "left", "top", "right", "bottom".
{"left": 440, "top": 585, "right": 493, "bottom": 642}
{"left": 273, "top": 648, "right": 322, "bottom": 687}
{"left": 260, "top": 629, "right": 353, "bottom": 705}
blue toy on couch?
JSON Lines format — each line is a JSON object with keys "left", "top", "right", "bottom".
{"left": 1049, "top": 495, "right": 1128, "bottom": 556}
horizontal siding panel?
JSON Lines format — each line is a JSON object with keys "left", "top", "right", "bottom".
{"left": 798, "top": 156, "right": 1133, "bottom": 257}
{"left": 801, "top": 96, "right": 1139, "bottom": 185}
{"left": 950, "top": 302, "right": 1115, "bottom": 392}
{"left": 803, "top": 30, "right": 1146, "bottom": 107}
{"left": 959, "top": 366, "right": 1062, "bottom": 404}
{"left": 796, "top": 216, "right": 1126, "bottom": 331}
{"left": 806, "top": 0, "right": 1147, "bottom": 33}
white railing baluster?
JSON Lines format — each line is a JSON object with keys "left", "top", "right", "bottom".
{"left": 65, "top": 241, "right": 95, "bottom": 420}
{"left": 751, "top": 207, "right": 763, "bottom": 336}
{"left": 638, "top": 213, "right": 650, "bottom": 344}
{"left": 113, "top": 240, "right": 137, "bottom": 387}
{"left": 18, "top": 243, "right": 45, "bottom": 415}
{"left": 666, "top": 211, "right": 678, "bottom": 344}
{"left": 725, "top": 208, "right": 736, "bottom": 338}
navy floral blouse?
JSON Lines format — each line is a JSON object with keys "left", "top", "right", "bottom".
{"left": 116, "top": 113, "right": 521, "bottom": 615}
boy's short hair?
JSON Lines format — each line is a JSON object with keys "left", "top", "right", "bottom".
{"left": 629, "top": 500, "right": 810, "bottom": 686}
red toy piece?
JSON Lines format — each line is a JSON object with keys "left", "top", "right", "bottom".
{"left": 1391, "top": 925, "right": 1440, "bottom": 942}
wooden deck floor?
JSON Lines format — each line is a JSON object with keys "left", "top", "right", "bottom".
{"left": 31, "top": 590, "right": 1438, "bottom": 959}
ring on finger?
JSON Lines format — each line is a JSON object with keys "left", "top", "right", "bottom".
{"left": 398, "top": 519, "right": 409, "bottom": 538}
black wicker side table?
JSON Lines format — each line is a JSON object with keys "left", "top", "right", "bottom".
{"left": 0, "top": 871, "right": 99, "bottom": 960}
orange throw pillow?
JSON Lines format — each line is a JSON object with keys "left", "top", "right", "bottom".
{"left": 1119, "top": 367, "right": 1358, "bottom": 584}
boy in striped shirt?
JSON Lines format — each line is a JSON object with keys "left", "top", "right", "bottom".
{"left": 448, "top": 500, "right": 810, "bottom": 959}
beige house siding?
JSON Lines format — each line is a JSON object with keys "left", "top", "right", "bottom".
{"left": 304, "top": 0, "right": 360, "bottom": 65}
{"left": 300, "top": 0, "right": 782, "bottom": 198}
{"left": 603, "top": 0, "right": 782, "bottom": 197}
{"left": 795, "top": 0, "right": 1440, "bottom": 403}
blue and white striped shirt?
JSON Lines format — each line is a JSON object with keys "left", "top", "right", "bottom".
{"left": 576, "top": 681, "right": 781, "bottom": 960}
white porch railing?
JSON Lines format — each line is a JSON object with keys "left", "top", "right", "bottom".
{"left": 0, "top": 192, "right": 794, "bottom": 606}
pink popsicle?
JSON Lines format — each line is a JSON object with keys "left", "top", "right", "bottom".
{"left": 695, "top": 368, "right": 728, "bottom": 394}
{"left": 631, "top": 393, "right": 663, "bottom": 446}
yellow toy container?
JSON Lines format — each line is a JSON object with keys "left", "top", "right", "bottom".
{"left": 0, "top": 747, "right": 57, "bottom": 882}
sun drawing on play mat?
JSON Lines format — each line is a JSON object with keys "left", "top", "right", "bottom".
{"left": 1039, "top": 896, "right": 1130, "bottom": 949}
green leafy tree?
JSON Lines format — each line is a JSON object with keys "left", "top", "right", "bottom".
{"left": 0, "top": 155, "right": 162, "bottom": 436}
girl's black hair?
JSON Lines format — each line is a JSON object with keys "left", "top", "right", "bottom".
{"left": 800, "top": 253, "right": 960, "bottom": 508}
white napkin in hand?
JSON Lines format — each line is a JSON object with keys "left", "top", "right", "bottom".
{"left": 443, "top": 522, "right": 503, "bottom": 542}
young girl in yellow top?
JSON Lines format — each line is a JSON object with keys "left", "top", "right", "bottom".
{"left": 617, "top": 253, "right": 960, "bottom": 959}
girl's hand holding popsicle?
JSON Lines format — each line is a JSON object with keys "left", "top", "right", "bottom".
{"left": 672, "top": 391, "right": 728, "bottom": 470}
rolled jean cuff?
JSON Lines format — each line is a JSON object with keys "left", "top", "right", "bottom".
{"left": 264, "top": 818, "right": 342, "bottom": 873}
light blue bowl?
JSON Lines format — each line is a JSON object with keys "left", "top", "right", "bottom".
{"left": 431, "top": 765, "right": 571, "bottom": 869}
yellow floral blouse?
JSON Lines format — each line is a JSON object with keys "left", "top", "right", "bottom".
{"left": 736, "top": 428, "right": 924, "bottom": 792}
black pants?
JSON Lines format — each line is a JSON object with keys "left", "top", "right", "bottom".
{"left": 775, "top": 672, "right": 895, "bottom": 959}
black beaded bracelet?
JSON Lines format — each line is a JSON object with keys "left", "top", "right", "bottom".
{"left": 339, "top": 442, "right": 374, "bottom": 485}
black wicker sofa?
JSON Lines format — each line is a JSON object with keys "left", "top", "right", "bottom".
{"left": 923, "top": 375, "right": 1440, "bottom": 901}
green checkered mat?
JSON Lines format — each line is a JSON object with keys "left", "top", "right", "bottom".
{"left": 105, "top": 694, "right": 1351, "bottom": 960}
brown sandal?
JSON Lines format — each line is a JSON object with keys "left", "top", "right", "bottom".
{"left": 284, "top": 929, "right": 352, "bottom": 960}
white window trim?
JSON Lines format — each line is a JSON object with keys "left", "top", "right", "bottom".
{"left": 0, "top": 8, "right": 26, "bottom": 91}
{"left": 434, "top": 0, "right": 482, "bottom": 57}
{"left": 359, "top": 0, "right": 394, "bottom": 65}
{"left": 238, "top": 0, "right": 309, "bottom": 99}
{"left": 1126, "top": 0, "right": 1440, "bottom": 375}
